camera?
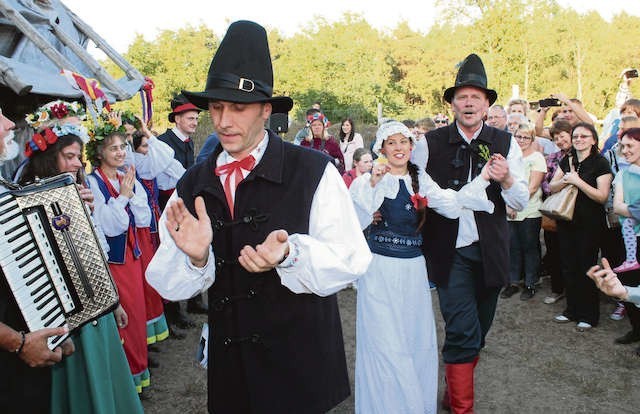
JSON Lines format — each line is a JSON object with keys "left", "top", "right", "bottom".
{"left": 538, "top": 98, "right": 562, "bottom": 108}
{"left": 625, "top": 69, "right": 639, "bottom": 79}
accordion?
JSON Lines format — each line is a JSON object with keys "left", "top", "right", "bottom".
{"left": 0, "top": 173, "right": 118, "bottom": 349}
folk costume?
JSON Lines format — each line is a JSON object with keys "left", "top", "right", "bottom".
{"left": 88, "top": 169, "right": 152, "bottom": 392}
{"left": 350, "top": 121, "right": 495, "bottom": 414}
{"left": 422, "top": 54, "right": 528, "bottom": 412}
{"left": 146, "top": 21, "right": 372, "bottom": 414}
{"left": 127, "top": 135, "right": 179, "bottom": 344}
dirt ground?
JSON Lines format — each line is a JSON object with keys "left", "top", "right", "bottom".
{"left": 142, "top": 278, "right": 639, "bottom": 413}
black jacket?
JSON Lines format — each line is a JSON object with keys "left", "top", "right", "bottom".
{"left": 176, "top": 130, "right": 349, "bottom": 414}
{"left": 157, "top": 128, "right": 194, "bottom": 169}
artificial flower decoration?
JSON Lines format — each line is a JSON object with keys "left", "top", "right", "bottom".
{"left": 24, "top": 128, "right": 58, "bottom": 158}
{"left": 306, "top": 111, "right": 327, "bottom": 127}
{"left": 410, "top": 193, "right": 428, "bottom": 210}
{"left": 50, "top": 102, "right": 69, "bottom": 119}
{"left": 25, "top": 100, "right": 86, "bottom": 129}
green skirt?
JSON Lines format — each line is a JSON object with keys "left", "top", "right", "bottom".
{"left": 51, "top": 313, "right": 143, "bottom": 414}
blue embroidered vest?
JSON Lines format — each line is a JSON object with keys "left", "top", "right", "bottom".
{"left": 367, "top": 179, "right": 423, "bottom": 258}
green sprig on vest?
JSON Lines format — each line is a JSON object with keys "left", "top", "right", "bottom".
{"left": 478, "top": 144, "right": 491, "bottom": 162}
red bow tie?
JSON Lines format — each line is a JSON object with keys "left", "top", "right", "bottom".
{"left": 214, "top": 155, "right": 256, "bottom": 217}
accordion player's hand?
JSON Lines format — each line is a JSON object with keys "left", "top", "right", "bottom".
{"left": 59, "top": 338, "right": 75, "bottom": 357}
{"left": 20, "top": 326, "right": 70, "bottom": 367}
{"left": 166, "top": 196, "right": 212, "bottom": 267}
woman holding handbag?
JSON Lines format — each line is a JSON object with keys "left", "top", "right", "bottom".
{"left": 549, "top": 122, "right": 613, "bottom": 331}
{"left": 540, "top": 120, "right": 573, "bottom": 304}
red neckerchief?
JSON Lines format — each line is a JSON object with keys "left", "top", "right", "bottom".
{"left": 213, "top": 155, "right": 256, "bottom": 218}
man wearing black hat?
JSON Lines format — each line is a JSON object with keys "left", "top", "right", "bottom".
{"left": 146, "top": 20, "right": 371, "bottom": 414}
{"left": 421, "top": 54, "right": 528, "bottom": 413}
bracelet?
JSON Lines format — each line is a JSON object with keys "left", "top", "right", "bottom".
{"left": 14, "top": 331, "right": 25, "bottom": 354}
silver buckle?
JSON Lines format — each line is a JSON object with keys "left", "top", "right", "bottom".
{"left": 238, "top": 78, "right": 255, "bottom": 92}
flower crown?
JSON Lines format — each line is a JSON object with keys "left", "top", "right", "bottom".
{"left": 306, "top": 111, "right": 328, "bottom": 127}
{"left": 25, "top": 100, "right": 86, "bottom": 129}
{"left": 24, "top": 123, "right": 90, "bottom": 158}
{"left": 85, "top": 116, "right": 126, "bottom": 165}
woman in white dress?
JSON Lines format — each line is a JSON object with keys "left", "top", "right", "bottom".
{"left": 349, "top": 121, "right": 494, "bottom": 413}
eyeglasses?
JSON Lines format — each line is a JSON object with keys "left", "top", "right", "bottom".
{"left": 572, "top": 134, "right": 592, "bottom": 139}
{"left": 435, "top": 119, "right": 448, "bottom": 124}
{"left": 514, "top": 135, "right": 533, "bottom": 141}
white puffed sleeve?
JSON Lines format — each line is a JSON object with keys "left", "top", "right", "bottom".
{"left": 134, "top": 136, "right": 178, "bottom": 180}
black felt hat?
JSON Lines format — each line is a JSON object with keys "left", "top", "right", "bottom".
{"left": 168, "top": 94, "right": 201, "bottom": 123}
{"left": 182, "top": 20, "right": 293, "bottom": 114}
{"left": 443, "top": 54, "right": 497, "bottom": 105}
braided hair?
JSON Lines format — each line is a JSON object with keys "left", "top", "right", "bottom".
{"left": 407, "top": 161, "right": 426, "bottom": 231}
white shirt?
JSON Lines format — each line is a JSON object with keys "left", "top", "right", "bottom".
{"left": 146, "top": 131, "right": 373, "bottom": 300}
{"left": 172, "top": 127, "right": 191, "bottom": 143}
{"left": 425, "top": 123, "right": 528, "bottom": 248}
{"left": 349, "top": 169, "right": 494, "bottom": 230}
{"left": 87, "top": 172, "right": 152, "bottom": 236}
{"left": 124, "top": 135, "right": 186, "bottom": 190}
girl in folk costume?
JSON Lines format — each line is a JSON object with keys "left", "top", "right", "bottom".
{"left": 349, "top": 121, "right": 495, "bottom": 413}
{"left": 85, "top": 122, "right": 152, "bottom": 394}
{"left": 121, "top": 112, "right": 171, "bottom": 346}
{"left": 19, "top": 101, "right": 143, "bottom": 413}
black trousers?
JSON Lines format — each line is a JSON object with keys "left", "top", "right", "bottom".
{"left": 543, "top": 229, "right": 564, "bottom": 294}
{"left": 557, "top": 221, "right": 601, "bottom": 325}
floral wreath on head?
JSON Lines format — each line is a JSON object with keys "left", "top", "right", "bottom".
{"left": 306, "top": 111, "right": 328, "bottom": 127}
{"left": 85, "top": 115, "right": 126, "bottom": 165}
{"left": 25, "top": 100, "right": 86, "bottom": 130}
{"left": 24, "top": 124, "right": 91, "bottom": 158}
{"left": 120, "top": 110, "right": 141, "bottom": 129}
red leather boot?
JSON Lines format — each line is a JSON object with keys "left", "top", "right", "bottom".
{"left": 443, "top": 356, "right": 478, "bottom": 413}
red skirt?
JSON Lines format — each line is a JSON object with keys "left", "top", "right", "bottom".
{"left": 109, "top": 245, "right": 148, "bottom": 376}
{"left": 137, "top": 227, "right": 165, "bottom": 322}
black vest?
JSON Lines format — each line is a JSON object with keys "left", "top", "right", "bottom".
{"left": 157, "top": 128, "right": 194, "bottom": 169}
{"left": 176, "top": 131, "right": 349, "bottom": 413}
{"left": 422, "top": 122, "right": 511, "bottom": 288}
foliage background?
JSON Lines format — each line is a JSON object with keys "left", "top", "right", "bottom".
{"left": 104, "top": 0, "right": 640, "bottom": 144}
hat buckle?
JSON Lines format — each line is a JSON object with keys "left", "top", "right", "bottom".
{"left": 238, "top": 78, "right": 255, "bottom": 92}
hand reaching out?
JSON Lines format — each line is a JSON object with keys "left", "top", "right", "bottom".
{"left": 165, "top": 196, "right": 213, "bottom": 267}
{"left": 586, "top": 258, "right": 629, "bottom": 301}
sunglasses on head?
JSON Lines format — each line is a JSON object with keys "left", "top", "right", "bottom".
{"left": 435, "top": 119, "right": 448, "bottom": 124}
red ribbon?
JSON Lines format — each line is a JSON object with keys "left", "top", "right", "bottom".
{"left": 214, "top": 155, "right": 256, "bottom": 218}
{"left": 411, "top": 193, "right": 428, "bottom": 210}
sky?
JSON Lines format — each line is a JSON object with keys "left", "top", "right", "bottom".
{"left": 61, "top": 0, "right": 640, "bottom": 55}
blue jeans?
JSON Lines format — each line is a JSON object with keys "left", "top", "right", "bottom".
{"left": 508, "top": 217, "right": 542, "bottom": 288}
{"left": 436, "top": 244, "right": 501, "bottom": 364}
